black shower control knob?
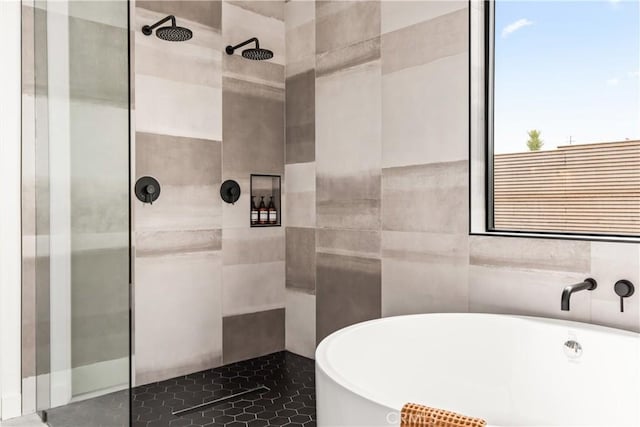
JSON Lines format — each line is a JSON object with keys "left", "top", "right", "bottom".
{"left": 614, "top": 280, "right": 634, "bottom": 313}
{"left": 220, "top": 180, "right": 241, "bottom": 204}
{"left": 135, "top": 176, "right": 161, "bottom": 205}
{"left": 615, "top": 280, "right": 634, "bottom": 297}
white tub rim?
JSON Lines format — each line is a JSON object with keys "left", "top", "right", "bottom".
{"left": 315, "top": 312, "right": 639, "bottom": 419}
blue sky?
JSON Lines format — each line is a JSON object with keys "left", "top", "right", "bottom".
{"left": 494, "top": 0, "right": 640, "bottom": 153}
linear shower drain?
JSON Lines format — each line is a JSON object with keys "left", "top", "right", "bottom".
{"left": 171, "top": 385, "right": 270, "bottom": 416}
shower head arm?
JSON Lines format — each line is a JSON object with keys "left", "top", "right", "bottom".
{"left": 142, "top": 15, "right": 176, "bottom": 35}
{"left": 225, "top": 38, "right": 259, "bottom": 55}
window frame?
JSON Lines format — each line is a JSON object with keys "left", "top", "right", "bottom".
{"left": 470, "top": 0, "right": 640, "bottom": 243}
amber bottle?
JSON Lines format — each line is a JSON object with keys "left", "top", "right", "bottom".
{"left": 268, "top": 196, "right": 277, "bottom": 225}
{"left": 258, "top": 196, "right": 268, "bottom": 224}
{"left": 251, "top": 196, "right": 259, "bottom": 225}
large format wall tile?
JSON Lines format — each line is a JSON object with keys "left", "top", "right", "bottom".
{"left": 137, "top": 0, "right": 222, "bottom": 30}
{"left": 135, "top": 132, "right": 222, "bottom": 232}
{"left": 382, "top": 53, "right": 468, "bottom": 168}
{"left": 285, "top": 192, "right": 315, "bottom": 228}
{"left": 316, "top": 61, "right": 381, "bottom": 230}
{"left": 315, "top": 64, "right": 380, "bottom": 168}
{"left": 316, "top": 174, "right": 381, "bottom": 230}
{"left": 381, "top": 7, "right": 467, "bottom": 76}
{"left": 135, "top": 185, "right": 222, "bottom": 232}
{"left": 316, "top": 37, "right": 381, "bottom": 78}
{"left": 135, "top": 252, "right": 223, "bottom": 385}
{"left": 316, "top": 252, "right": 381, "bottom": 343}
{"left": 222, "top": 227, "right": 285, "bottom": 265}
{"left": 286, "top": 69, "right": 315, "bottom": 164}
{"left": 286, "top": 227, "right": 316, "bottom": 293}
{"left": 286, "top": 0, "right": 315, "bottom": 78}
{"left": 381, "top": 0, "right": 467, "bottom": 35}
{"left": 136, "top": 75, "right": 222, "bottom": 141}
{"left": 136, "top": 132, "right": 222, "bottom": 186}
{"left": 286, "top": 0, "right": 315, "bottom": 32}
{"left": 221, "top": 227, "right": 285, "bottom": 316}
{"left": 382, "top": 231, "right": 468, "bottom": 316}
{"left": 316, "top": 228, "right": 380, "bottom": 259}
{"left": 218, "top": 0, "right": 286, "bottom": 366}
{"left": 136, "top": 230, "right": 222, "bottom": 257}
{"left": 228, "top": 1, "right": 284, "bottom": 21}
{"left": 223, "top": 308, "right": 285, "bottom": 364}
{"left": 285, "top": 289, "right": 316, "bottom": 358}
{"left": 285, "top": 162, "right": 316, "bottom": 227}
{"left": 469, "top": 236, "right": 591, "bottom": 273}
{"left": 224, "top": 54, "right": 284, "bottom": 89}
{"left": 315, "top": 1, "right": 380, "bottom": 55}
{"left": 222, "top": 77, "right": 285, "bottom": 177}
{"left": 382, "top": 161, "right": 468, "bottom": 234}
{"left": 134, "top": 0, "right": 225, "bottom": 385}
{"left": 222, "top": 262, "right": 285, "bottom": 316}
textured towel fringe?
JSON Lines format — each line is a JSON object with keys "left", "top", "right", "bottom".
{"left": 400, "top": 403, "right": 487, "bottom": 427}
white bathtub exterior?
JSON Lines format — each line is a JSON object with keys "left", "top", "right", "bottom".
{"left": 315, "top": 313, "right": 640, "bottom": 427}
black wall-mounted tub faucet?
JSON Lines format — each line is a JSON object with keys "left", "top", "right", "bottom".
{"left": 561, "top": 278, "right": 597, "bottom": 311}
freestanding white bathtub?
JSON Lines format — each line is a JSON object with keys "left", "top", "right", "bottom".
{"left": 316, "top": 313, "right": 640, "bottom": 427}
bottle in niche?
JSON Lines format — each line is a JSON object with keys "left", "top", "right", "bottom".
{"left": 258, "top": 196, "right": 268, "bottom": 225}
{"left": 268, "top": 196, "right": 277, "bottom": 225}
{"left": 251, "top": 196, "right": 259, "bottom": 225}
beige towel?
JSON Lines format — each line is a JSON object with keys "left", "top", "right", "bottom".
{"left": 400, "top": 403, "right": 487, "bottom": 427}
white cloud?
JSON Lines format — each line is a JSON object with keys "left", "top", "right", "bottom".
{"left": 606, "top": 77, "right": 620, "bottom": 86}
{"left": 628, "top": 70, "right": 640, "bottom": 78}
{"left": 501, "top": 18, "right": 533, "bottom": 38}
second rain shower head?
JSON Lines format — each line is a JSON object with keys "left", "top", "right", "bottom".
{"left": 226, "top": 38, "right": 273, "bottom": 61}
{"left": 142, "top": 15, "right": 192, "bottom": 42}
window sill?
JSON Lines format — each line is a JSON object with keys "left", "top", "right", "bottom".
{"left": 470, "top": 230, "right": 640, "bottom": 244}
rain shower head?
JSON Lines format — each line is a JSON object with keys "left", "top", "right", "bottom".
{"left": 142, "top": 15, "right": 192, "bottom": 42}
{"left": 241, "top": 48, "right": 274, "bottom": 61}
{"left": 226, "top": 38, "right": 273, "bottom": 61}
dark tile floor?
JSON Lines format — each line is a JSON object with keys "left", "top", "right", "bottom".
{"left": 45, "top": 352, "right": 316, "bottom": 427}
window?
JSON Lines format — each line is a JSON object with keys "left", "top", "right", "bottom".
{"left": 472, "top": 0, "right": 640, "bottom": 239}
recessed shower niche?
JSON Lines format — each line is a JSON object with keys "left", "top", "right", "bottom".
{"left": 250, "top": 174, "right": 281, "bottom": 227}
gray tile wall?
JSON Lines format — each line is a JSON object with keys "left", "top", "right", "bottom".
{"left": 220, "top": 0, "right": 286, "bottom": 366}
{"left": 314, "top": 0, "right": 383, "bottom": 346}
{"left": 284, "top": 0, "right": 317, "bottom": 359}
{"left": 134, "top": 0, "right": 286, "bottom": 384}
{"left": 134, "top": 0, "right": 224, "bottom": 384}
{"left": 284, "top": 0, "right": 640, "bottom": 359}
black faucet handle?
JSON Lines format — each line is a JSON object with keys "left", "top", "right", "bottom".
{"left": 614, "top": 280, "right": 634, "bottom": 313}
{"left": 135, "top": 176, "right": 161, "bottom": 205}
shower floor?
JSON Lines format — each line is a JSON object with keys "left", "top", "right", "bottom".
{"left": 45, "top": 351, "right": 316, "bottom": 427}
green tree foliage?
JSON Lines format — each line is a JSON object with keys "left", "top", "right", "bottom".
{"left": 527, "top": 130, "right": 544, "bottom": 151}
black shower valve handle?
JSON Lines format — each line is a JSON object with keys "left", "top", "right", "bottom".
{"left": 145, "top": 184, "right": 156, "bottom": 205}
{"left": 135, "top": 176, "right": 161, "bottom": 205}
{"left": 220, "top": 180, "right": 241, "bottom": 205}
{"left": 614, "top": 280, "right": 634, "bottom": 313}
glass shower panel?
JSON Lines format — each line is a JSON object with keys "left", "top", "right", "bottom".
{"left": 31, "top": 0, "right": 130, "bottom": 425}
